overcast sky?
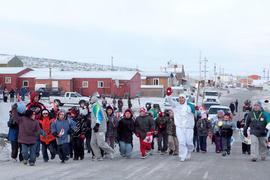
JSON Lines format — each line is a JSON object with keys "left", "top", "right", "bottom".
{"left": 0, "top": 0, "right": 270, "bottom": 77}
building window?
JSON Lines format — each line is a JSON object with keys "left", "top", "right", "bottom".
{"left": 153, "top": 78, "right": 159, "bottom": 85}
{"left": 98, "top": 81, "right": 104, "bottom": 88}
{"left": 22, "top": 80, "right": 29, "bottom": 87}
{"left": 82, "top": 81, "right": 88, "bottom": 88}
{"left": 5, "top": 77, "right": 11, "bottom": 84}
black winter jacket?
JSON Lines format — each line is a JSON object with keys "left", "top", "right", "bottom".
{"left": 135, "top": 115, "right": 154, "bottom": 139}
{"left": 245, "top": 110, "right": 267, "bottom": 137}
{"left": 118, "top": 117, "right": 135, "bottom": 143}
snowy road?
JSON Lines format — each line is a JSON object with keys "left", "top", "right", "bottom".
{"left": 1, "top": 89, "right": 269, "bottom": 180}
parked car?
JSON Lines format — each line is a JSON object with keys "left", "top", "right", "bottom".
{"left": 36, "top": 87, "right": 62, "bottom": 97}
{"left": 51, "top": 92, "right": 91, "bottom": 107}
{"left": 203, "top": 90, "right": 220, "bottom": 103}
{"left": 208, "top": 105, "right": 231, "bottom": 121}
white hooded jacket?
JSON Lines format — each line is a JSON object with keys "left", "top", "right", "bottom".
{"left": 166, "top": 96, "right": 195, "bottom": 129}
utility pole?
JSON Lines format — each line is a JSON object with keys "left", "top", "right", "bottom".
{"left": 111, "top": 56, "right": 114, "bottom": 71}
{"left": 263, "top": 68, "right": 266, "bottom": 80}
{"left": 214, "top": 63, "right": 217, "bottom": 87}
{"left": 196, "top": 51, "right": 202, "bottom": 106}
{"left": 204, "top": 57, "right": 208, "bottom": 88}
{"left": 268, "top": 69, "right": 269, "bottom": 81}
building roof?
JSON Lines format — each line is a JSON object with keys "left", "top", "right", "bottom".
{"left": 141, "top": 85, "right": 164, "bottom": 89}
{"left": 0, "top": 54, "right": 15, "bottom": 64}
{"left": 20, "top": 68, "right": 138, "bottom": 80}
{"left": 0, "top": 67, "right": 28, "bottom": 74}
{"left": 140, "top": 72, "right": 171, "bottom": 78}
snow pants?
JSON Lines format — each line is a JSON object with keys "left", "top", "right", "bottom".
{"left": 250, "top": 135, "right": 268, "bottom": 159}
{"left": 11, "top": 141, "right": 23, "bottom": 161}
{"left": 139, "top": 138, "right": 152, "bottom": 156}
{"left": 90, "top": 131, "right": 114, "bottom": 158}
{"left": 73, "top": 137, "right": 84, "bottom": 159}
{"left": 176, "top": 127, "right": 194, "bottom": 160}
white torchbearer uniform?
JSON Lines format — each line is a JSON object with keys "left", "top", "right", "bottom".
{"left": 166, "top": 96, "right": 195, "bottom": 160}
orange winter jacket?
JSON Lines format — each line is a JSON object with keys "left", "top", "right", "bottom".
{"left": 38, "top": 117, "right": 56, "bottom": 145}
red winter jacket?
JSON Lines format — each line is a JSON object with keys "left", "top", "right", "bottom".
{"left": 38, "top": 116, "right": 56, "bottom": 145}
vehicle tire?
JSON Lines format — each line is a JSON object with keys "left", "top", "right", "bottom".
{"left": 79, "top": 100, "right": 86, "bottom": 107}
{"left": 54, "top": 99, "right": 62, "bottom": 107}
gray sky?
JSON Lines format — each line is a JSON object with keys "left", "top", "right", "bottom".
{"left": 0, "top": 0, "right": 270, "bottom": 77}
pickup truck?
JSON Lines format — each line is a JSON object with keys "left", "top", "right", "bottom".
{"left": 203, "top": 90, "right": 220, "bottom": 103}
{"left": 50, "top": 92, "right": 90, "bottom": 107}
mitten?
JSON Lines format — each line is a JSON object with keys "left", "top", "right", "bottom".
{"left": 166, "top": 87, "right": 172, "bottom": 96}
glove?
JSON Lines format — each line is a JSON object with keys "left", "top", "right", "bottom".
{"left": 166, "top": 87, "right": 172, "bottom": 96}
{"left": 12, "top": 103, "right": 18, "bottom": 110}
{"left": 80, "top": 134, "right": 86, "bottom": 140}
{"left": 52, "top": 132, "right": 58, "bottom": 137}
{"left": 93, "top": 123, "right": 100, "bottom": 133}
{"left": 41, "top": 129, "right": 46, "bottom": 137}
{"left": 135, "top": 132, "right": 140, "bottom": 137}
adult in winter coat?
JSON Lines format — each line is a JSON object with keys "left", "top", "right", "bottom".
{"left": 244, "top": 102, "right": 268, "bottom": 162}
{"left": 118, "top": 98, "right": 123, "bottom": 113}
{"left": 38, "top": 109, "right": 56, "bottom": 162}
{"left": 70, "top": 109, "right": 87, "bottom": 160}
{"left": 117, "top": 109, "right": 135, "bottom": 158}
{"left": 3, "top": 88, "right": 8, "bottom": 102}
{"left": 105, "top": 105, "right": 119, "bottom": 149}
{"left": 235, "top": 99, "right": 239, "bottom": 113}
{"left": 51, "top": 110, "right": 76, "bottom": 163}
{"left": 90, "top": 96, "right": 115, "bottom": 161}
{"left": 7, "top": 104, "right": 26, "bottom": 162}
{"left": 156, "top": 111, "right": 168, "bottom": 154}
{"left": 166, "top": 89, "right": 195, "bottom": 162}
{"left": 81, "top": 107, "right": 93, "bottom": 155}
{"left": 229, "top": 102, "right": 235, "bottom": 115}
{"left": 20, "top": 87, "right": 27, "bottom": 101}
{"left": 9, "top": 89, "right": 15, "bottom": 102}
{"left": 166, "top": 110, "right": 179, "bottom": 156}
{"left": 128, "top": 98, "right": 132, "bottom": 109}
{"left": 26, "top": 91, "right": 46, "bottom": 157}
{"left": 12, "top": 103, "right": 41, "bottom": 166}
{"left": 135, "top": 107, "right": 155, "bottom": 159}
{"left": 196, "top": 111, "right": 211, "bottom": 152}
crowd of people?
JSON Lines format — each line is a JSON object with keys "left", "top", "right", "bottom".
{"left": 6, "top": 88, "right": 270, "bottom": 166}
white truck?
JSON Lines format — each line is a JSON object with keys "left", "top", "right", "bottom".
{"left": 203, "top": 90, "right": 220, "bottom": 103}
{"left": 51, "top": 92, "right": 91, "bottom": 107}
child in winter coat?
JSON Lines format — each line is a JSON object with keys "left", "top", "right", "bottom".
{"left": 12, "top": 103, "right": 41, "bottom": 166}
{"left": 218, "top": 113, "right": 236, "bottom": 156}
{"left": 135, "top": 107, "right": 155, "bottom": 159}
{"left": 237, "top": 111, "right": 251, "bottom": 154}
{"left": 166, "top": 110, "right": 179, "bottom": 156}
{"left": 38, "top": 109, "right": 57, "bottom": 162}
{"left": 156, "top": 111, "right": 168, "bottom": 154}
{"left": 70, "top": 108, "right": 87, "bottom": 160}
{"left": 106, "top": 105, "right": 119, "bottom": 149}
{"left": 117, "top": 109, "right": 135, "bottom": 158}
{"left": 196, "top": 111, "right": 211, "bottom": 152}
{"left": 7, "top": 104, "right": 25, "bottom": 162}
{"left": 51, "top": 110, "right": 76, "bottom": 163}
{"left": 212, "top": 110, "right": 224, "bottom": 153}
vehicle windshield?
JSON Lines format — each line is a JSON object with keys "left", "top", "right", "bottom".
{"left": 205, "top": 92, "right": 218, "bottom": 96}
{"left": 208, "top": 108, "right": 230, "bottom": 114}
{"left": 75, "top": 93, "right": 82, "bottom": 97}
{"left": 203, "top": 103, "right": 219, "bottom": 110}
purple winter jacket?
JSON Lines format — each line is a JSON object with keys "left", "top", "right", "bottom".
{"left": 12, "top": 109, "right": 40, "bottom": 144}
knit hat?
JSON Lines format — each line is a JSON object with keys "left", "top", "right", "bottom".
{"left": 70, "top": 109, "right": 77, "bottom": 115}
{"left": 140, "top": 107, "right": 146, "bottom": 113}
{"left": 58, "top": 109, "right": 66, "bottom": 115}
{"left": 15, "top": 103, "right": 26, "bottom": 114}
{"left": 254, "top": 101, "right": 262, "bottom": 108}
{"left": 179, "top": 94, "right": 186, "bottom": 98}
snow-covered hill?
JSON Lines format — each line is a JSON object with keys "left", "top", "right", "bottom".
{"left": 17, "top": 55, "right": 138, "bottom": 71}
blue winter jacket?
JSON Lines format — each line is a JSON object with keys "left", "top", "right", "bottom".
{"left": 7, "top": 116, "right": 19, "bottom": 141}
{"left": 50, "top": 118, "right": 76, "bottom": 145}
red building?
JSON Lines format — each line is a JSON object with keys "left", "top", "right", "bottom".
{"left": 0, "top": 67, "right": 32, "bottom": 90}
{"left": 19, "top": 69, "right": 141, "bottom": 98}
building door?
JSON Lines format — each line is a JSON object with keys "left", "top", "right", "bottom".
{"left": 52, "top": 81, "right": 58, "bottom": 90}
